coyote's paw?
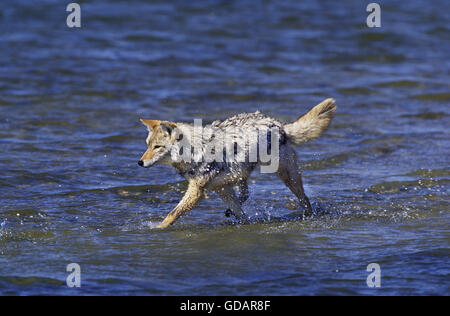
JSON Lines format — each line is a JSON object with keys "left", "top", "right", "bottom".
{"left": 156, "top": 222, "right": 169, "bottom": 229}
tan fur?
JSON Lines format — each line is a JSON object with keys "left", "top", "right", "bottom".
{"left": 139, "top": 120, "right": 179, "bottom": 167}
{"left": 283, "top": 98, "right": 337, "bottom": 144}
{"left": 140, "top": 119, "right": 160, "bottom": 130}
{"left": 140, "top": 147, "right": 156, "bottom": 162}
{"left": 156, "top": 180, "right": 204, "bottom": 228}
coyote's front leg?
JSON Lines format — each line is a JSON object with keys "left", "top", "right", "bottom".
{"left": 156, "top": 181, "right": 204, "bottom": 229}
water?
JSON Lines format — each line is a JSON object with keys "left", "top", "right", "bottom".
{"left": 0, "top": 0, "right": 449, "bottom": 295}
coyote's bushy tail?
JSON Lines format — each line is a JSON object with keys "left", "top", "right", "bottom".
{"left": 283, "top": 98, "right": 337, "bottom": 145}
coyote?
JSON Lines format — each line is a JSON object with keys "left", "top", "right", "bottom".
{"left": 138, "top": 98, "right": 337, "bottom": 228}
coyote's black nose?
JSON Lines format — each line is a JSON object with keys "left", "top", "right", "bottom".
{"left": 138, "top": 160, "right": 144, "bottom": 167}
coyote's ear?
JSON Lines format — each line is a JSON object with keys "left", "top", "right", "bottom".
{"left": 160, "top": 121, "right": 177, "bottom": 137}
{"left": 140, "top": 119, "right": 159, "bottom": 132}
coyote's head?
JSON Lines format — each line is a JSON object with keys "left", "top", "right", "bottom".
{"left": 138, "top": 119, "right": 179, "bottom": 168}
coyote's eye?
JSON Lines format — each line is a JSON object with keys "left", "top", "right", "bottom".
{"left": 153, "top": 145, "right": 164, "bottom": 150}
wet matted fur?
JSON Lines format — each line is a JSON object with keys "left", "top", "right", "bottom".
{"left": 138, "top": 98, "right": 337, "bottom": 228}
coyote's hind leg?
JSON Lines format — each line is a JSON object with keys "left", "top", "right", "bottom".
{"left": 277, "top": 146, "right": 313, "bottom": 217}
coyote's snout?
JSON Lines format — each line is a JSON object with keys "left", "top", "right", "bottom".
{"left": 138, "top": 98, "right": 337, "bottom": 228}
